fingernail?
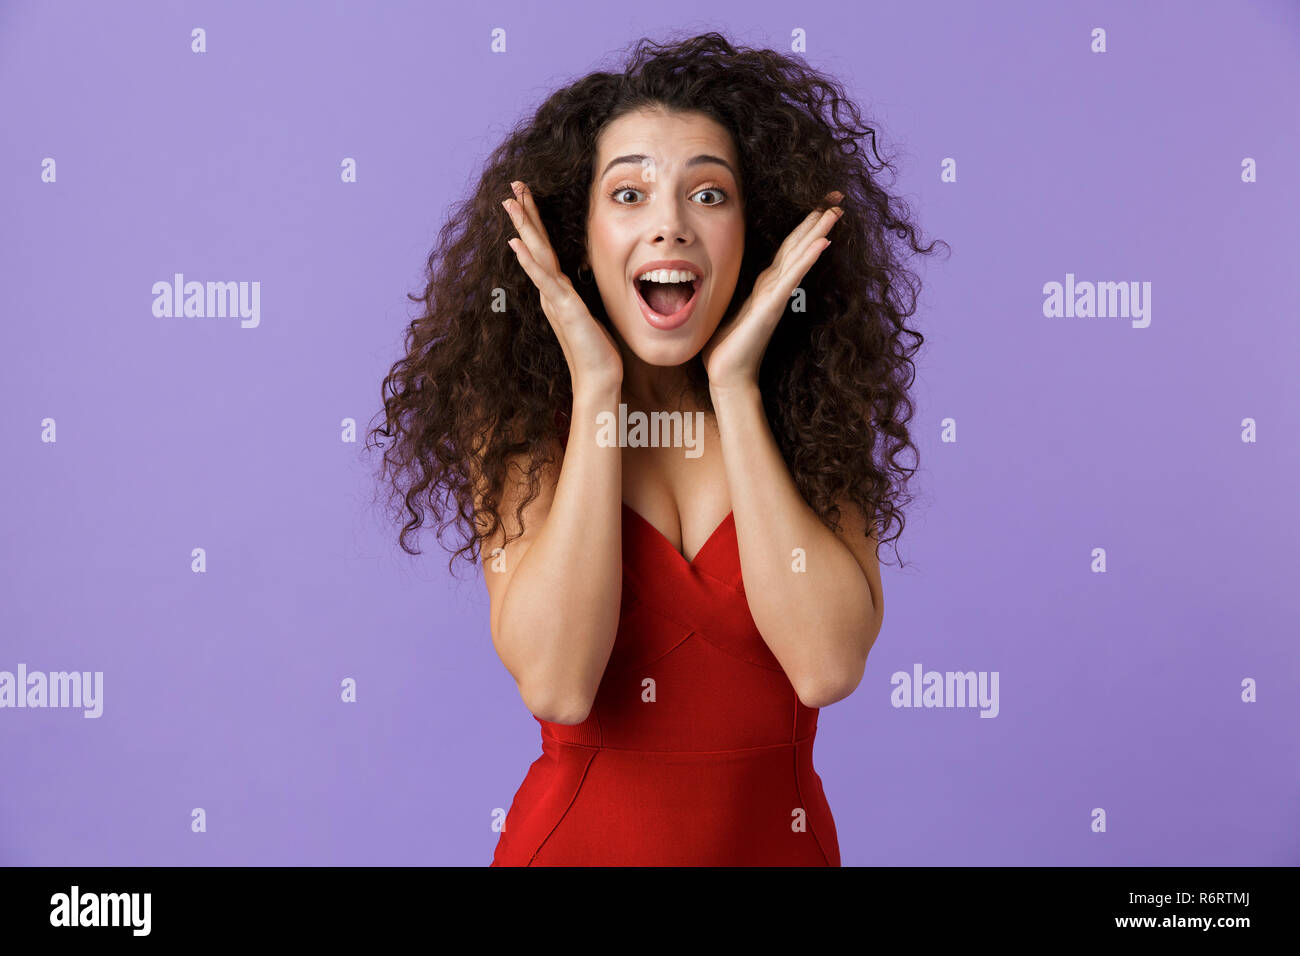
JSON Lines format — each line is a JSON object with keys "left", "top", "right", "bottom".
{"left": 511, "top": 181, "right": 522, "bottom": 196}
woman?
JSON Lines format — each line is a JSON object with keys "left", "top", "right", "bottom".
{"left": 371, "top": 32, "right": 942, "bottom": 865}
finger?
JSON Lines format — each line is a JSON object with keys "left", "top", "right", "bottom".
{"left": 514, "top": 181, "right": 544, "bottom": 230}
{"left": 503, "top": 184, "right": 559, "bottom": 271}
{"left": 782, "top": 202, "right": 843, "bottom": 255}
{"left": 809, "top": 205, "right": 844, "bottom": 244}
{"left": 771, "top": 223, "right": 834, "bottom": 293}
{"left": 506, "top": 236, "right": 565, "bottom": 305}
{"left": 512, "top": 181, "right": 560, "bottom": 272}
{"left": 785, "top": 234, "right": 832, "bottom": 291}
{"left": 507, "top": 236, "right": 588, "bottom": 343}
{"left": 785, "top": 206, "right": 829, "bottom": 246}
{"left": 503, "top": 196, "right": 550, "bottom": 268}
{"left": 774, "top": 206, "right": 841, "bottom": 275}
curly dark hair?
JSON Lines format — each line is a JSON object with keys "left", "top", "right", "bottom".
{"left": 367, "top": 31, "right": 947, "bottom": 579}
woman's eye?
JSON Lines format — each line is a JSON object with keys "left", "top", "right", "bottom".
{"left": 608, "top": 185, "right": 728, "bottom": 205}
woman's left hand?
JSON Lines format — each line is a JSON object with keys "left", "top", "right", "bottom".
{"left": 701, "top": 191, "right": 845, "bottom": 391}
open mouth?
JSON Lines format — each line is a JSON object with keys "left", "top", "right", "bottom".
{"left": 634, "top": 276, "right": 701, "bottom": 328}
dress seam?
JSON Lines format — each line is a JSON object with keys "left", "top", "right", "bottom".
{"left": 526, "top": 746, "right": 600, "bottom": 866}
{"left": 690, "top": 628, "right": 784, "bottom": 671}
{"left": 616, "top": 597, "right": 784, "bottom": 672}
{"left": 790, "top": 697, "right": 832, "bottom": 866}
{"left": 602, "top": 628, "right": 696, "bottom": 675}
{"left": 538, "top": 730, "right": 817, "bottom": 755}
{"left": 693, "top": 566, "right": 743, "bottom": 591}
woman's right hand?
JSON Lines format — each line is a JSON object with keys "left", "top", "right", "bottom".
{"left": 503, "top": 181, "right": 623, "bottom": 394}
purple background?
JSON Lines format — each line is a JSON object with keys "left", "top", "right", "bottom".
{"left": 3, "top": 0, "right": 1297, "bottom": 866}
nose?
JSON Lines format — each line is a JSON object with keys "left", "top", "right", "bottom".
{"left": 650, "top": 221, "right": 693, "bottom": 245}
{"left": 648, "top": 197, "right": 694, "bottom": 245}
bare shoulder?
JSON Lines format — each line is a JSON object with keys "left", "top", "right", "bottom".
{"left": 473, "top": 429, "right": 563, "bottom": 644}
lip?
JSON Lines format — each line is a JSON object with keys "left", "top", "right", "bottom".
{"left": 632, "top": 259, "right": 704, "bottom": 331}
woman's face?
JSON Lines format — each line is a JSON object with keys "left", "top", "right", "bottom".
{"left": 586, "top": 107, "right": 745, "bottom": 369}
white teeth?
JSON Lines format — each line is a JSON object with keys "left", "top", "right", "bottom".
{"left": 636, "top": 268, "right": 699, "bottom": 283}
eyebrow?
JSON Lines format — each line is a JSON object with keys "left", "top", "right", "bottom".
{"left": 599, "top": 153, "right": 737, "bottom": 181}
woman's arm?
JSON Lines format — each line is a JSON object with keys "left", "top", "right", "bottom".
{"left": 479, "top": 384, "right": 624, "bottom": 725}
{"left": 709, "top": 379, "right": 883, "bottom": 708}
{"left": 698, "top": 193, "right": 878, "bottom": 707}
{"left": 484, "top": 180, "right": 628, "bottom": 724}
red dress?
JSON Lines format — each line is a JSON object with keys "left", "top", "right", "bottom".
{"left": 489, "top": 485, "right": 842, "bottom": 866}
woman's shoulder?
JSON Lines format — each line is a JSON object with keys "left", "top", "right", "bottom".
{"left": 468, "top": 407, "right": 564, "bottom": 537}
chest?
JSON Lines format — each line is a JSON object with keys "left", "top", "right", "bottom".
{"left": 620, "top": 415, "right": 730, "bottom": 563}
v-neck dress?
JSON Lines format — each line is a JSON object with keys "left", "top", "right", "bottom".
{"left": 489, "top": 419, "right": 841, "bottom": 866}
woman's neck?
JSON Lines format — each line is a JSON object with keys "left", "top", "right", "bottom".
{"left": 619, "top": 351, "right": 708, "bottom": 415}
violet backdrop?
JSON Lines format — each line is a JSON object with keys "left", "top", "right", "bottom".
{"left": 2, "top": 0, "right": 1297, "bottom": 865}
